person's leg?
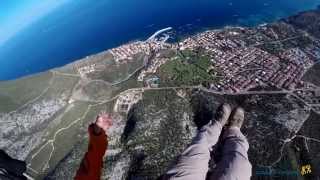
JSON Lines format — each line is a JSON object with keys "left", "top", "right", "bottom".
{"left": 165, "top": 104, "right": 232, "bottom": 180}
{"left": 209, "top": 107, "right": 252, "bottom": 180}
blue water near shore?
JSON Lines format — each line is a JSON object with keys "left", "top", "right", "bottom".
{"left": 0, "top": 0, "right": 320, "bottom": 80}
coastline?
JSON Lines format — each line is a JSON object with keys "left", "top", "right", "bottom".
{"left": 1, "top": 5, "right": 320, "bottom": 81}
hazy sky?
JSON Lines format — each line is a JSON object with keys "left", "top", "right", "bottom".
{"left": 0, "top": 0, "right": 71, "bottom": 46}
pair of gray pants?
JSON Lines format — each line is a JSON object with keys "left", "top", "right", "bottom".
{"left": 165, "top": 121, "right": 252, "bottom": 180}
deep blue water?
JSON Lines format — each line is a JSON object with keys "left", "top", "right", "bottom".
{"left": 0, "top": 0, "right": 320, "bottom": 80}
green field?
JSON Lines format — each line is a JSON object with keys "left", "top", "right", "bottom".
{"left": 159, "top": 50, "right": 216, "bottom": 86}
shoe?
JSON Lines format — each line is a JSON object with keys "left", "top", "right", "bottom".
{"left": 227, "top": 107, "right": 245, "bottom": 128}
{"left": 214, "top": 103, "right": 232, "bottom": 126}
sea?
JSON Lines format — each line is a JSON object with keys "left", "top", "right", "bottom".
{"left": 0, "top": 0, "right": 320, "bottom": 80}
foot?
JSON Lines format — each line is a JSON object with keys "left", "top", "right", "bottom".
{"left": 214, "top": 103, "right": 232, "bottom": 126}
{"left": 227, "top": 107, "right": 245, "bottom": 128}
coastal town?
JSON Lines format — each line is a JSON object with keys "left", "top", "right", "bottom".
{"left": 177, "top": 28, "right": 319, "bottom": 93}
{"left": 72, "top": 22, "right": 320, "bottom": 113}
{"left": 110, "top": 41, "right": 152, "bottom": 63}
{"left": 90, "top": 23, "right": 320, "bottom": 96}
{"left": 109, "top": 27, "right": 173, "bottom": 64}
